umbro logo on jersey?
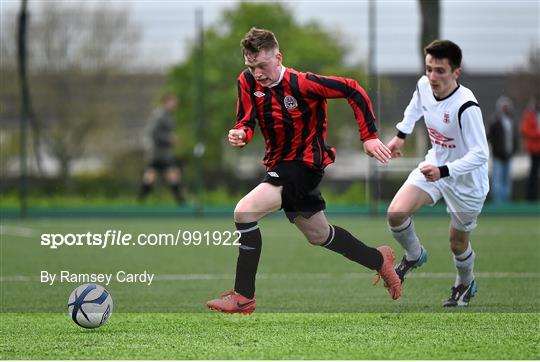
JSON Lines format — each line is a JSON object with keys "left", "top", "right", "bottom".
{"left": 254, "top": 91, "right": 265, "bottom": 97}
{"left": 268, "top": 172, "right": 279, "bottom": 177}
{"left": 427, "top": 127, "right": 456, "bottom": 148}
{"left": 427, "top": 127, "right": 454, "bottom": 142}
{"left": 284, "top": 95, "right": 298, "bottom": 110}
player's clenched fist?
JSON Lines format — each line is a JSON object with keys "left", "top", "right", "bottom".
{"left": 228, "top": 129, "right": 246, "bottom": 147}
{"left": 420, "top": 164, "right": 441, "bottom": 182}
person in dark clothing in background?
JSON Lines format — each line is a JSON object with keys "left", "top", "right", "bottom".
{"left": 138, "top": 93, "right": 185, "bottom": 204}
{"left": 488, "top": 96, "right": 518, "bottom": 204}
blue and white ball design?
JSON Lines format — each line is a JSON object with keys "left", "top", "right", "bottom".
{"left": 67, "top": 283, "right": 113, "bottom": 329}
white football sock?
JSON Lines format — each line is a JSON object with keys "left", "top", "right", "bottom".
{"left": 453, "top": 242, "right": 475, "bottom": 286}
{"left": 389, "top": 218, "right": 422, "bottom": 261}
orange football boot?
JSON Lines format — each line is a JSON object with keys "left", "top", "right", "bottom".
{"left": 372, "top": 246, "right": 402, "bottom": 300}
{"left": 207, "top": 290, "right": 256, "bottom": 314}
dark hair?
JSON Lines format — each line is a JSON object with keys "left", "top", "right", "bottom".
{"left": 424, "top": 40, "right": 462, "bottom": 70}
{"left": 240, "top": 27, "right": 279, "bottom": 56}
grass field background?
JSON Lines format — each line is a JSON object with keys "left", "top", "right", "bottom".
{"left": 1, "top": 215, "right": 539, "bottom": 359}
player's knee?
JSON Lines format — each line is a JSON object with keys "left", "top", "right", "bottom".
{"left": 234, "top": 199, "right": 256, "bottom": 223}
{"left": 143, "top": 172, "right": 157, "bottom": 184}
{"left": 387, "top": 205, "right": 408, "bottom": 227}
{"left": 166, "top": 169, "right": 181, "bottom": 183}
{"left": 233, "top": 204, "right": 248, "bottom": 223}
{"left": 166, "top": 174, "right": 179, "bottom": 184}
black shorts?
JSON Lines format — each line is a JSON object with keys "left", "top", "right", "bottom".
{"left": 147, "top": 159, "right": 178, "bottom": 172}
{"left": 262, "top": 161, "right": 326, "bottom": 223}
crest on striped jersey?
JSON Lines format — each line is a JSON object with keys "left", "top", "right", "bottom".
{"left": 284, "top": 95, "right": 298, "bottom": 110}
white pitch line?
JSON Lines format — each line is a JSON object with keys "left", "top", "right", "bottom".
{"left": 136, "top": 272, "right": 540, "bottom": 280}
{"left": 0, "top": 275, "right": 36, "bottom": 282}
{"left": 1, "top": 272, "right": 539, "bottom": 282}
{"left": 0, "top": 225, "right": 38, "bottom": 238}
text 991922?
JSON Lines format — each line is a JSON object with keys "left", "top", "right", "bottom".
{"left": 40, "top": 229, "right": 242, "bottom": 249}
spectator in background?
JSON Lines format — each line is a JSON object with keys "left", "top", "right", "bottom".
{"left": 488, "top": 96, "right": 518, "bottom": 204}
{"left": 520, "top": 95, "right": 540, "bottom": 202}
{"left": 138, "top": 93, "right": 185, "bottom": 204}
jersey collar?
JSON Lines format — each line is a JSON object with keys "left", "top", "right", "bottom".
{"left": 434, "top": 84, "right": 460, "bottom": 102}
{"left": 268, "top": 65, "right": 286, "bottom": 88}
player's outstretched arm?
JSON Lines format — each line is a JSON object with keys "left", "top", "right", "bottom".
{"left": 228, "top": 129, "right": 247, "bottom": 147}
{"left": 387, "top": 136, "right": 405, "bottom": 158}
{"left": 363, "top": 138, "right": 391, "bottom": 164}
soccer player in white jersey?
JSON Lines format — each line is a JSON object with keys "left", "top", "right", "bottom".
{"left": 386, "top": 40, "right": 489, "bottom": 307}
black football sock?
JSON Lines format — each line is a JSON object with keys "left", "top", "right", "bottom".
{"left": 234, "top": 221, "right": 262, "bottom": 299}
{"left": 169, "top": 183, "right": 184, "bottom": 204}
{"left": 321, "top": 225, "right": 383, "bottom": 271}
{"left": 138, "top": 183, "right": 152, "bottom": 201}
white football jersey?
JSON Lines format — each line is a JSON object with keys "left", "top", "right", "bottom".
{"left": 396, "top": 76, "right": 489, "bottom": 199}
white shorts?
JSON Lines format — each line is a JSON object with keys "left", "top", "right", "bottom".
{"left": 405, "top": 168, "right": 486, "bottom": 232}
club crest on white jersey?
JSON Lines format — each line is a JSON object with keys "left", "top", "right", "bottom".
{"left": 443, "top": 112, "right": 450, "bottom": 124}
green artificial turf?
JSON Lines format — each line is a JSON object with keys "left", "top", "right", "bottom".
{"left": 1, "top": 313, "right": 539, "bottom": 359}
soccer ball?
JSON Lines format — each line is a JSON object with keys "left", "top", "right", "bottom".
{"left": 67, "top": 283, "right": 113, "bottom": 329}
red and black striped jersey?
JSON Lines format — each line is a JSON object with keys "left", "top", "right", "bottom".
{"left": 234, "top": 67, "right": 378, "bottom": 170}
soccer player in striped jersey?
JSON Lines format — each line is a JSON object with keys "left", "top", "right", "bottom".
{"left": 386, "top": 40, "right": 489, "bottom": 307}
{"left": 207, "top": 27, "right": 401, "bottom": 314}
